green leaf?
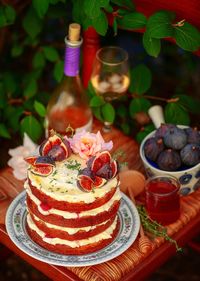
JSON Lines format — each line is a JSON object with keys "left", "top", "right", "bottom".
{"left": 7, "top": 106, "right": 23, "bottom": 132}
{"left": 0, "top": 123, "right": 11, "bottom": 139}
{"left": 84, "top": 0, "right": 109, "bottom": 18}
{"left": 33, "top": 51, "right": 46, "bottom": 69}
{"left": 53, "top": 60, "right": 64, "bottom": 82}
{"left": 111, "top": 0, "right": 135, "bottom": 10}
{"left": 92, "top": 10, "right": 108, "bottom": 36}
{"left": 118, "top": 9, "right": 130, "bottom": 16}
{"left": 24, "top": 79, "right": 38, "bottom": 98}
{"left": 33, "top": 0, "right": 49, "bottom": 18}
{"left": 43, "top": 46, "right": 59, "bottom": 62}
{"left": 164, "top": 102, "right": 190, "bottom": 125}
{"left": 87, "top": 81, "right": 96, "bottom": 99}
{"left": 4, "top": 5, "right": 16, "bottom": 24}
{"left": 92, "top": 107, "right": 103, "bottom": 122}
{"left": 101, "top": 103, "right": 115, "bottom": 123}
{"left": 23, "top": 36, "right": 39, "bottom": 47}
{"left": 120, "top": 123, "right": 130, "bottom": 135}
{"left": 136, "top": 124, "right": 155, "bottom": 143}
{"left": 129, "top": 97, "right": 151, "bottom": 117}
{"left": 174, "top": 22, "right": 200, "bottom": 52}
{"left": 116, "top": 104, "right": 128, "bottom": 118}
{"left": 104, "top": 3, "right": 113, "bottom": 13}
{"left": 0, "top": 83, "right": 7, "bottom": 108}
{"left": 11, "top": 44, "right": 24, "bottom": 57}
{"left": 142, "top": 31, "right": 161, "bottom": 57}
{"left": 23, "top": 70, "right": 42, "bottom": 88}
{"left": 20, "top": 115, "right": 43, "bottom": 142}
{"left": 3, "top": 72, "right": 17, "bottom": 94}
{"left": 175, "top": 94, "right": 200, "bottom": 114}
{"left": 3, "top": 105, "right": 15, "bottom": 121}
{"left": 72, "top": 0, "right": 82, "bottom": 23}
{"left": 82, "top": 16, "right": 93, "bottom": 30}
{"left": 47, "top": 2, "right": 67, "bottom": 18}
{"left": 117, "top": 12, "right": 146, "bottom": 29}
{"left": 129, "top": 64, "right": 152, "bottom": 94}
{"left": 49, "top": 0, "right": 65, "bottom": 3}
{"left": 90, "top": 96, "right": 105, "bottom": 107}
{"left": 34, "top": 100, "right": 46, "bottom": 117}
{"left": 0, "top": 7, "right": 7, "bottom": 27}
{"left": 146, "top": 10, "right": 175, "bottom": 38}
{"left": 22, "top": 7, "right": 42, "bottom": 38}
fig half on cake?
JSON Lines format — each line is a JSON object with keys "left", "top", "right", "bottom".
{"left": 77, "top": 151, "right": 119, "bottom": 192}
{"left": 25, "top": 155, "right": 55, "bottom": 177}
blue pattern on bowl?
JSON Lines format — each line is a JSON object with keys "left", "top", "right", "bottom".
{"left": 179, "top": 174, "right": 192, "bottom": 185}
{"left": 145, "top": 168, "right": 155, "bottom": 177}
{"left": 180, "top": 187, "right": 191, "bottom": 196}
{"left": 195, "top": 170, "right": 200, "bottom": 178}
{"left": 193, "top": 179, "right": 200, "bottom": 191}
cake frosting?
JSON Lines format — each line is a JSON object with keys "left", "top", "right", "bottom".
{"left": 24, "top": 130, "right": 121, "bottom": 255}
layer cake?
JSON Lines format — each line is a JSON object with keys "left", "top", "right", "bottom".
{"left": 24, "top": 130, "right": 121, "bottom": 255}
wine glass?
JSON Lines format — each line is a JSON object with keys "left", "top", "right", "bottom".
{"left": 91, "top": 46, "right": 130, "bottom": 132}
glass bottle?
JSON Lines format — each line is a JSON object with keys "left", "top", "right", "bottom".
{"left": 45, "top": 23, "right": 93, "bottom": 136}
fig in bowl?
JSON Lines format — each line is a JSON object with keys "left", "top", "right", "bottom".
{"left": 140, "top": 124, "right": 200, "bottom": 195}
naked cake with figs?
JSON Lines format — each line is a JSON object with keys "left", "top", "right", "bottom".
{"left": 24, "top": 130, "right": 121, "bottom": 255}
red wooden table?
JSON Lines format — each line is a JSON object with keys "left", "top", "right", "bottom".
{"left": 0, "top": 121, "right": 200, "bottom": 281}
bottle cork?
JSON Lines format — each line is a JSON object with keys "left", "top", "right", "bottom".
{"left": 68, "top": 23, "right": 81, "bottom": 42}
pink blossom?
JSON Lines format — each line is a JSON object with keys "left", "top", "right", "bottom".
{"left": 68, "top": 130, "right": 113, "bottom": 160}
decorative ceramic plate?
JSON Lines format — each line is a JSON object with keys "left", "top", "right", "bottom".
{"left": 6, "top": 191, "right": 140, "bottom": 267}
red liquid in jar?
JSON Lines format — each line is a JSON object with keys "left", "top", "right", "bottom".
{"left": 146, "top": 180, "right": 180, "bottom": 225}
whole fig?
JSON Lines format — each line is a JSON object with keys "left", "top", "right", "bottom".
{"left": 155, "top": 123, "right": 176, "bottom": 138}
{"left": 144, "top": 137, "right": 164, "bottom": 161}
{"left": 180, "top": 144, "right": 200, "bottom": 166}
{"left": 164, "top": 127, "right": 187, "bottom": 150}
{"left": 157, "top": 149, "right": 181, "bottom": 171}
{"left": 185, "top": 127, "right": 200, "bottom": 145}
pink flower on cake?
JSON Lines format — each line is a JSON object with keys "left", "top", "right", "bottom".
{"left": 68, "top": 130, "right": 113, "bottom": 160}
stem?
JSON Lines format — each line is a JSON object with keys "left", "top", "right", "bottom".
{"left": 132, "top": 94, "right": 179, "bottom": 103}
{"left": 137, "top": 205, "right": 182, "bottom": 252}
{"left": 23, "top": 111, "right": 32, "bottom": 116}
{"left": 8, "top": 98, "right": 24, "bottom": 105}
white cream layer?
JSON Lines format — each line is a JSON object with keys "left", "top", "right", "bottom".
{"left": 25, "top": 181, "right": 121, "bottom": 219}
{"left": 27, "top": 214, "right": 118, "bottom": 247}
{"left": 32, "top": 213, "right": 109, "bottom": 235}
{"left": 27, "top": 154, "right": 119, "bottom": 204}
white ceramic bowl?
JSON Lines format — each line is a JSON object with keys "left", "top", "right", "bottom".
{"left": 140, "top": 128, "right": 200, "bottom": 196}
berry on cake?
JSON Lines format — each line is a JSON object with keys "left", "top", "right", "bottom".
{"left": 24, "top": 130, "right": 121, "bottom": 255}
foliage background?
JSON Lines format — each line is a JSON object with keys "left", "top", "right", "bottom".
{"left": 0, "top": 0, "right": 200, "bottom": 146}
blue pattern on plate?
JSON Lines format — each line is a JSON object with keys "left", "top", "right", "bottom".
{"left": 5, "top": 191, "right": 140, "bottom": 267}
